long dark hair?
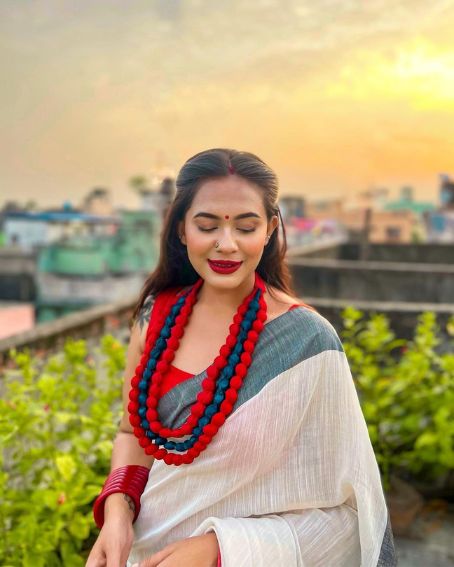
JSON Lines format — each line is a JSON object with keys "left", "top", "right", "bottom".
{"left": 131, "top": 148, "right": 295, "bottom": 326}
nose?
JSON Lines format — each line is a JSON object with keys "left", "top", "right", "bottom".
{"left": 216, "top": 228, "right": 239, "bottom": 252}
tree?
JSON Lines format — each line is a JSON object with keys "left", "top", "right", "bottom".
{"left": 129, "top": 176, "right": 151, "bottom": 197}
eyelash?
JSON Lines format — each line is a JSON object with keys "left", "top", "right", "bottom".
{"left": 198, "top": 227, "right": 256, "bottom": 233}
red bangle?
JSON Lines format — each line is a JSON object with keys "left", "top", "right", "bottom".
{"left": 93, "top": 465, "right": 150, "bottom": 529}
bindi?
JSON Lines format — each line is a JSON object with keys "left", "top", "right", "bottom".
{"left": 224, "top": 215, "right": 229, "bottom": 219}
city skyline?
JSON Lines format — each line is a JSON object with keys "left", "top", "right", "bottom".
{"left": 1, "top": 1, "right": 453, "bottom": 208}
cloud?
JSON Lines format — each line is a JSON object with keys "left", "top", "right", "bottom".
{"left": 1, "top": 0, "right": 453, "bottom": 205}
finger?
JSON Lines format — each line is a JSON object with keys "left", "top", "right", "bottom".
{"left": 153, "top": 559, "right": 173, "bottom": 567}
{"left": 85, "top": 549, "right": 106, "bottom": 567}
{"left": 120, "top": 545, "right": 134, "bottom": 567}
{"left": 154, "top": 556, "right": 180, "bottom": 567}
{"left": 136, "top": 546, "right": 175, "bottom": 567}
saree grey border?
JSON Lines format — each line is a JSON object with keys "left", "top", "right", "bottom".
{"left": 157, "top": 307, "right": 343, "bottom": 429}
{"left": 376, "top": 513, "right": 398, "bottom": 566}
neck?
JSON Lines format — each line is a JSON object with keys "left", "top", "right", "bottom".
{"left": 197, "top": 272, "right": 257, "bottom": 311}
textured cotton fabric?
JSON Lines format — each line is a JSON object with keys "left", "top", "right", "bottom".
{"left": 127, "top": 288, "right": 396, "bottom": 566}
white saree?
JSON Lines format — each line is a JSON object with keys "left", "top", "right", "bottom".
{"left": 127, "top": 303, "right": 396, "bottom": 566}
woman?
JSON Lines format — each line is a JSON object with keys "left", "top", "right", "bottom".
{"left": 86, "top": 148, "right": 396, "bottom": 567}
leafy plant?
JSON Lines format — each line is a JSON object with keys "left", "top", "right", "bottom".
{"left": 341, "top": 308, "right": 454, "bottom": 491}
{"left": 1, "top": 312, "right": 453, "bottom": 564}
{"left": 0, "top": 335, "right": 125, "bottom": 567}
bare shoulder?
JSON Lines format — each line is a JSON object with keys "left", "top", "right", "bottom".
{"left": 134, "top": 285, "right": 190, "bottom": 352}
{"left": 134, "top": 294, "right": 156, "bottom": 352}
{"left": 265, "top": 286, "right": 300, "bottom": 320}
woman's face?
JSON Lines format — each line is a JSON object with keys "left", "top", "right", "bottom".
{"left": 178, "top": 175, "right": 278, "bottom": 290}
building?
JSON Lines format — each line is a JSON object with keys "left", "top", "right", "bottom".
{"left": 440, "top": 174, "right": 454, "bottom": 211}
{"left": 3, "top": 209, "right": 120, "bottom": 251}
{"left": 0, "top": 302, "right": 34, "bottom": 340}
{"left": 82, "top": 187, "right": 114, "bottom": 216}
{"left": 36, "top": 209, "right": 160, "bottom": 321}
{"left": 304, "top": 186, "right": 435, "bottom": 244}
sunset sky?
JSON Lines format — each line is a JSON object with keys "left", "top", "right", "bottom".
{"left": 1, "top": 1, "right": 453, "bottom": 208}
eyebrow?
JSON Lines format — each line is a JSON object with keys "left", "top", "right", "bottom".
{"left": 193, "top": 212, "right": 261, "bottom": 220}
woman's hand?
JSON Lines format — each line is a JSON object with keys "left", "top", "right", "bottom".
{"left": 85, "top": 515, "right": 135, "bottom": 567}
{"left": 132, "top": 533, "right": 219, "bottom": 567}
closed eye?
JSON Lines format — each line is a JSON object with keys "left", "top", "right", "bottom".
{"left": 198, "top": 227, "right": 256, "bottom": 233}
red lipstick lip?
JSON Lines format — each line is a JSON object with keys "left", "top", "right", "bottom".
{"left": 208, "top": 260, "right": 242, "bottom": 266}
{"left": 207, "top": 259, "right": 243, "bottom": 274}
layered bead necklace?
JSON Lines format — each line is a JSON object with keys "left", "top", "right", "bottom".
{"left": 128, "top": 271, "right": 268, "bottom": 466}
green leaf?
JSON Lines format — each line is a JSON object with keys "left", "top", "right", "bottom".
{"left": 68, "top": 512, "right": 91, "bottom": 540}
{"left": 55, "top": 454, "right": 77, "bottom": 481}
{"left": 23, "top": 552, "right": 45, "bottom": 567}
{"left": 54, "top": 411, "right": 74, "bottom": 425}
{"left": 60, "top": 539, "right": 85, "bottom": 567}
{"left": 34, "top": 489, "right": 60, "bottom": 510}
{"left": 414, "top": 432, "right": 437, "bottom": 449}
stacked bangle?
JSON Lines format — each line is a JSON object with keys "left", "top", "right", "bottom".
{"left": 93, "top": 465, "right": 150, "bottom": 529}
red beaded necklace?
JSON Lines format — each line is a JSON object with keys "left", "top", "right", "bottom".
{"left": 129, "top": 271, "right": 268, "bottom": 465}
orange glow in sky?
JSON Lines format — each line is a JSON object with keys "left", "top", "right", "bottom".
{"left": 1, "top": 2, "right": 453, "bottom": 207}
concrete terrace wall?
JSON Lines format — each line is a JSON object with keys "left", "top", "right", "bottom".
{"left": 294, "top": 242, "right": 454, "bottom": 263}
{"left": 341, "top": 243, "right": 454, "bottom": 264}
{"left": 2, "top": 282, "right": 452, "bottom": 369}
{"left": 289, "top": 258, "right": 454, "bottom": 303}
{"left": 2, "top": 241, "right": 453, "bottom": 367}
{"left": 300, "top": 296, "right": 454, "bottom": 342}
{"left": 0, "top": 295, "right": 136, "bottom": 368}
{"left": 0, "top": 249, "right": 37, "bottom": 301}
{"left": 287, "top": 241, "right": 454, "bottom": 340}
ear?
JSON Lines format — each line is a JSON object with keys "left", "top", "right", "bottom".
{"left": 178, "top": 220, "right": 186, "bottom": 245}
{"left": 267, "top": 214, "right": 279, "bottom": 238}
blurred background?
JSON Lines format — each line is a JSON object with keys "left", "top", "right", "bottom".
{"left": 0, "top": 2, "right": 453, "bottom": 566}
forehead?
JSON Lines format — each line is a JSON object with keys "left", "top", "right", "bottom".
{"left": 189, "top": 176, "right": 265, "bottom": 213}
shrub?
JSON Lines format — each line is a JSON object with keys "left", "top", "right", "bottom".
{"left": 1, "top": 311, "right": 453, "bottom": 564}
{"left": 0, "top": 336, "right": 125, "bottom": 567}
{"left": 341, "top": 308, "right": 454, "bottom": 491}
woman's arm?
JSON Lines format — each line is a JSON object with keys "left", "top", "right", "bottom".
{"left": 103, "top": 309, "right": 156, "bottom": 524}
{"left": 193, "top": 505, "right": 360, "bottom": 567}
{"left": 85, "top": 299, "right": 156, "bottom": 567}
